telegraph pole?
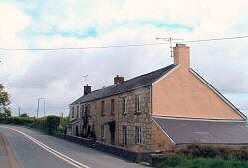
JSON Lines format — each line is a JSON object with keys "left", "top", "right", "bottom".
{"left": 36, "top": 99, "right": 40, "bottom": 118}
{"left": 18, "top": 107, "right": 21, "bottom": 117}
{"left": 36, "top": 98, "right": 46, "bottom": 118}
{"left": 43, "top": 99, "right": 46, "bottom": 117}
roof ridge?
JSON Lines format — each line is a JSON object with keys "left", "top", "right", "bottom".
{"left": 93, "top": 64, "right": 175, "bottom": 92}
{"left": 71, "top": 64, "right": 176, "bottom": 105}
{"left": 122, "top": 64, "right": 175, "bottom": 84}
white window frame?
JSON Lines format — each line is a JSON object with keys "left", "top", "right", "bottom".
{"left": 122, "top": 97, "right": 127, "bottom": 115}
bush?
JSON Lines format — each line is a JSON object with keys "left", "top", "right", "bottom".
{"left": 19, "top": 113, "right": 29, "bottom": 117}
{"left": 176, "top": 144, "right": 248, "bottom": 161}
{"left": 9, "top": 116, "right": 35, "bottom": 126}
{"left": 46, "top": 115, "right": 60, "bottom": 134}
{"left": 1, "top": 115, "right": 67, "bottom": 135}
{"left": 152, "top": 156, "right": 248, "bottom": 168}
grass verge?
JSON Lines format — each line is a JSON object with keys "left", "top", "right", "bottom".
{"left": 153, "top": 156, "right": 248, "bottom": 168}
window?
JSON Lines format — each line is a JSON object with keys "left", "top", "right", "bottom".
{"left": 122, "top": 126, "right": 127, "bottom": 146}
{"left": 111, "top": 99, "right": 115, "bottom": 116}
{"left": 135, "top": 126, "right": 142, "bottom": 144}
{"left": 81, "top": 105, "right": 84, "bottom": 119}
{"left": 101, "top": 101, "right": 105, "bottom": 116}
{"left": 122, "top": 97, "right": 127, "bottom": 115}
{"left": 101, "top": 125, "right": 105, "bottom": 141}
{"left": 85, "top": 104, "right": 90, "bottom": 114}
{"left": 135, "top": 95, "right": 141, "bottom": 114}
{"left": 76, "top": 106, "right": 79, "bottom": 118}
{"left": 71, "top": 106, "right": 75, "bottom": 118}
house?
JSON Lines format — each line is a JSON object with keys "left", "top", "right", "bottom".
{"left": 67, "top": 44, "right": 248, "bottom": 152}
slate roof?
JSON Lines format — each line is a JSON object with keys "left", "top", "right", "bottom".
{"left": 71, "top": 64, "right": 176, "bottom": 105}
{"left": 153, "top": 117, "right": 248, "bottom": 145}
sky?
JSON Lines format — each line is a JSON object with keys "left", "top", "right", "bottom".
{"left": 0, "top": 0, "right": 248, "bottom": 117}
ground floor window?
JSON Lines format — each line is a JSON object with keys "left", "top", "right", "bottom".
{"left": 122, "top": 126, "right": 127, "bottom": 146}
{"left": 101, "top": 125, "right": 105, "bottom": 141}
{"left": 135, "top": 126, "right": 142, "bottom": 144}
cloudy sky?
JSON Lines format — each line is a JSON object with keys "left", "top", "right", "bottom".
{"left": 0, "top": 0, "right": 248, "bottom": 117}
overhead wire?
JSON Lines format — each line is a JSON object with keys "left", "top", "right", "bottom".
{"left": 0, "top": 35, "right": 247, "bottom": 51}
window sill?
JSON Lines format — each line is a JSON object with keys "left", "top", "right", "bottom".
{"left": 134, "top": 112, "right": 142, "bottom": 115}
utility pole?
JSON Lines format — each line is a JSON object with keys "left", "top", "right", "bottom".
{"left": 36, "top": 99, "right": 40, "bottom": 118}
{"left": 43, "top": 99, "right": 46, "bottom": 117}
{"left": 36, "top": 98, "right": 46, "bottom": 118}
{"left": 155, "top": 37, "right": 183, "bottom": 57}
{"left": 18, "top": 107, "right": 21, "bottom": 117}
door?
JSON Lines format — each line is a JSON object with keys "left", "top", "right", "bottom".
{"left": 75, "top": 125, "right": 79, "bottom": 136}
{"left": 109, "top": 121, "right": 115, "bottom": 145}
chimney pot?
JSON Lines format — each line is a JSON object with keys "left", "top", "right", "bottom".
{"left": 114, "top": 75, "right": 124, "bottom": 85}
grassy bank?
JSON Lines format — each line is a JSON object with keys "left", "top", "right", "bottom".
{"left": 153, "top": 156, "right": 248, "bottom": 168}
{"left": 152, "top": 144, "right": 248, "bottom": 168}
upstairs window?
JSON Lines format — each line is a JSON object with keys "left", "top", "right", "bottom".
{"left": 135, "top": 95, "right": 141, "bottom": 114}
{"left": 122, "top": 97, "right": 127, "bottom": 115}
{"left": 76, "top": 106, "right": 79, "bottom": 118}
{"left": 101, "top": 101, "right": 105, "bottom": 116}
{"left": 85, "top": 104, "right": 90, "bottom": 114}
{"left": 81, "top": 105, "right": 84, "bottom": 119}
{"left": 135, "top": 126, "right": 142, "bottom": 144}
{"left": 111, "top": 99, "right": 115, "bottom": 116}
{"left": 71, "top": 106, "right": 75, "bottom": 118}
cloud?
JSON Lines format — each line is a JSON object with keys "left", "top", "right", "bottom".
{"left": 1, "top": 0, "right": 248, "bottom": 116}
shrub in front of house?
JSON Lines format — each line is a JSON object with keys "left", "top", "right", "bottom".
{"left": 46, "top": 115, "right": 60, "bottom": 134}
{"left": 152, "top": 156, "right": 248, "bottom": 168}
{"left": 152, "top": 144, "right": 248, "bottom": 168}
{"left": 176, "top": 144, "right": 248, "bottom": 160}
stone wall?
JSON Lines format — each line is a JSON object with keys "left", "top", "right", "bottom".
{"left": 118, "top": 86, "right": 153, "bottom": 152}
{"left": 151, "top": 120, "right": 174, "bottom": 151}
{"left": 68, "top": 85, "right": 153, "bottom": 152}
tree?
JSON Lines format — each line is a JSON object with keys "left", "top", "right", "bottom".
{"left": 0, "top": 84, "right": 10, "bottom": 120}
{"left": 20, "top": 113, "right": 29, "bottom": 118}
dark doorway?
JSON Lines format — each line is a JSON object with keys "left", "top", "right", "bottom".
{"left": 75, "top": 125, "right": 79, "bottom": 136}
{"left": 109, "top": 121, "right": 116, "bottom": 145}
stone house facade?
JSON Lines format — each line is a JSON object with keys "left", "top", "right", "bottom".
{"left": 68, "top": 83, "right": 154, "bottom": 152}
{"left": 68, "top": 44, "right": 248, "bottom": 153}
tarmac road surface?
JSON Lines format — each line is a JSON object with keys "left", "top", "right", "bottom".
{"left": 0, "top": 124, "right": 147, "bottom": 168}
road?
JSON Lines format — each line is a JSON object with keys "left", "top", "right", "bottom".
{"left": 0, "top": 124, "right": 147, "bottom": 168}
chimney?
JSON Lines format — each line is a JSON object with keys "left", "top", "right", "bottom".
{"left": 173, "top": 44, "right": 190, "bottom": 70}
{"left": 114, "top": 75, "right": 124, "bottom": 85}
{"left": 84, "top": 84, "right": 92, "bottom": 95}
